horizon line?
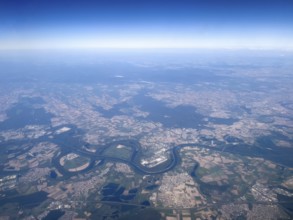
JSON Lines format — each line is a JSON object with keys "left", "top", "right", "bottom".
{"left": 1, "top": 47, "right": 293, "bottom": 51}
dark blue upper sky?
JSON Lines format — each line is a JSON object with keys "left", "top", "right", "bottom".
{"left": 1, "top": 0, "right": 293, "bottom": 49}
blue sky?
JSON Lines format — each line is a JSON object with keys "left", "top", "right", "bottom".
{"left": 0, "top": 0, "right": 293, "bottom": 49}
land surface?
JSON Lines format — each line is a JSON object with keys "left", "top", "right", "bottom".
{"left": 0, "top": 50, "right": 293, "bottom": 220}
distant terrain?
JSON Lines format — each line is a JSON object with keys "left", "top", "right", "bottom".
{"left": 0, "top": 50, "right": 292, "bottom": 220}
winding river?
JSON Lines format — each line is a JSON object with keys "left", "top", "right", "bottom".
{"left": 52, "top": 139, "right": 220, "bottom": 177}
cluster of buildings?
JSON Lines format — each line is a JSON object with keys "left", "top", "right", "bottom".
{"left": 0, "top": 175, "right": 17, "bottom": 192}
